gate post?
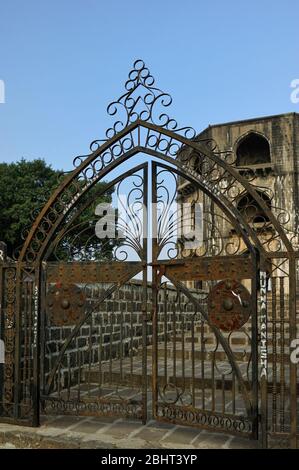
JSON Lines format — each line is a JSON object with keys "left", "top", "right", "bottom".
{"left": 0, "top": 242, "right": 7, "bottom": 413}
{"left": 289, "top": 255, "right": 297, "bottom": 449}
{"left": 259, "top": 263, "right": 268, "bottom": 448}
{"left": 251, "top": 248, "right": 259, "bottom": 440}
{"left": 141, "top": 165, "right": 148, "bottom": 425}
{"left": 31, "top": 263, "right": 41, "bottom": 427}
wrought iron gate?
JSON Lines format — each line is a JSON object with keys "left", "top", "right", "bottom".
{"left": 150, "top": 162, "right": 259, "bottom": 437}
{"left": 40, "top": 164, "right": 149, "bottom": 422}
{"left": 0, "top": 59, "right": 298, "bottom": 447}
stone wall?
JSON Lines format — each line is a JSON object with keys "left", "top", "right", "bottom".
{"left": 44, "top": 280, "right": 200, "bottom": 390}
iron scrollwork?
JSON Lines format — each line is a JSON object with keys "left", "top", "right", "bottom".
{"left": 2, "top": 267, "right": 16, "bottom": 416}
{"left": 90, "top": 59, "right": 196, "bottom": 149}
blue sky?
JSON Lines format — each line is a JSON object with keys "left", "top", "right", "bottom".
{"left": 0, "top": 0, "right": 298, "bottom": 171}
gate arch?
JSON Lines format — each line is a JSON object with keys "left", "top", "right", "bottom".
{"left": 1, "top": 59, "right": 297, "bottom": 447}
{"left": 17, "top": 118, "right": 294, "bottom": 264}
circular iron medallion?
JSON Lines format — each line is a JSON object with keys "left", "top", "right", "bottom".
{"left": 46, "top": 283, "right": 86, "bottom": 326}
{"left": 208, "top": 279, "right": 251, "bottom": 331}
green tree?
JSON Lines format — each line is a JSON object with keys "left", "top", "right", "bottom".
{"left": 0, "top": 159, "right": 60, "bottom": 257}
{"left": 0, "top": 159, "right": 114, "bottom": 259}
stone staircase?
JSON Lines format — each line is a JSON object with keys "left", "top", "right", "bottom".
{"left": 87, "top": 321, "right": 292, "bottom": 392}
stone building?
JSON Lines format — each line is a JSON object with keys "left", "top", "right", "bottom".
{"left": 197, "top": 112, "right": 299, "bottom": 232}
{"left": 178, "top": 112, "right": 299, "bottom": 289}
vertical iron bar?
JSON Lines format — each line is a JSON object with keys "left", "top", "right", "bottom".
{"left": 77, "top": 349, "right": 81, "bottom": 401}
{"left": 222, "top": 373, "right": 225, "bottom": 414}
{"left": 289, "top": 256, "right": 297, "bottom": 448}
{"left": 0, "top": 261, "right": 4, "bottom": 410}
{"left": 201, "top": 320, "right": 205, "bottom": 409}
{"left": 27, "top": 282, "right": 33, "bottom": 403}
{"left": 98, "top": 315, "right": 102, "bottom": 395}
{"left": 88, "top": 319, "right": 92, "bottom": 397}
{"left": 40, "top": 265, "right": 47, "bottom": 398}
{"left": 164, "top": 284, "right": 167, "bottom": 386}
{"left": 181, "top": 301, "right": 185, "bottom": 388}
{"left": 141, "top": 163, "right": 148, "bottom": 424}
{"left": 57, "top": 363, "right": 61, "bottom": 398}
{"left": 22, "top": 281, "right": 28, "bottom": 400}
{"left": 109, "top": 308, "right": 113, "bottom": 384}
{"left": 13, "top": 265, "right": 22, "bottom": 420}
{"left": 259, "top": 264, "right": 268, "bottom": 448}
{"left": 250, "top": 249, "right": 259, "bottom": 440}
{"left": 272, "top": 276, "right": 277, "bottom": 432}
{"left": 120, "top": 298, "right": 123, "bottom": 381}
{"left": 130, "top": 284, "right": 134, "bottom": 380}
{"left": 172, "top": 300, "right": 176, "bottom": 382}
{"left": 279, "top": 277, "right": 285, "bottom": 432}
{"left": 151, "top": 162, "right": 158, "bottom": 420}
{"left": 232, "top": 372, "right": 236, "bottom": 415}
{"left": 191, "top": 315, "right": 195, "bottom": 407}
{"left": 211, "top": 354, "right": 215, "bottom": 412}
{"left": 32, "top": 264, "right": 41, "bottom": 426}
{"left": 67, "top": 360, "right": 71, "bottom": 401}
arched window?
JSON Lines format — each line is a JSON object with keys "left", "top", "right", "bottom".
{"left": 237, "top": 191, "right": 271, "bottom": 224}
{"left": 236, "top": 133, "right": 270, "bottom": 166}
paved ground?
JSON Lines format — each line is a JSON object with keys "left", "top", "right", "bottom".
{"left": 0, "top": 414, "right": 260, "bottom": 449}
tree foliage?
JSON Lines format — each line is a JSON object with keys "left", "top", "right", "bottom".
{"left": 0, "top": 159, "right": 114, "bottom": 259}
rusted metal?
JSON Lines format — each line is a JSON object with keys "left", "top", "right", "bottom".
{"left": 39, "top": 167, "right": 149, "bottom": 422}
{"left": 207, "top": 280, "right": 251, "bottom": 331}
{"left": 46, "top": 283, "right": 86, "bottom": 326}
{"left": 46, "top": 261, "right": 143, "bottom": 284}
{"left": 159, "top": 255, "right": 254, "bottom": 282}
{"left": 151, "top": 162, "right": 259, "bottom": 438}
{"left": 288, "top": 256, "right": 297, "bottom": 448}
{"left": 0, "top": 60, "right": 297, "bottom": 447}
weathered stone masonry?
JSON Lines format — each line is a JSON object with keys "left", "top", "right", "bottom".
{"left": 44, "top": 280, "right": 200, "bottom": 389}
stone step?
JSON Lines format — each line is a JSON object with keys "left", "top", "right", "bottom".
{"left": 174, "top": 335, "right": 249, "bottom": 346}
{"left": 145, "top": 346, "right": 291, "bottom": 363}
{"left": 86, "top": 370, "right": 248, "bottom": 390}
{"left": 146, "top": 346, "right": 248, "bottom": 361}
{"left": 86, "top": 370, "right": 295, "bottom": 393}
{"left": 192, "top": 325, "right": 290, "bottom": 335}
{"left": 169, "top": 335, "right": 290, "bottom": 347}
{"left": 159, "top": 328, "right": 289, "bottom": 344}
